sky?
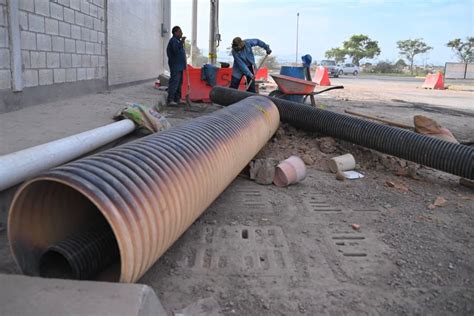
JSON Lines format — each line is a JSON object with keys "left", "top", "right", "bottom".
{"left": 171, "top": 0, "right": 474, "bottom": 66}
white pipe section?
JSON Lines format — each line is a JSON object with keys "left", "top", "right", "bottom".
{"left": 0, "top": 119, "right": 136, "bottom": 191}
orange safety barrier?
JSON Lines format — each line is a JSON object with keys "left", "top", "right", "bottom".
{"left": 422, "top": 72, "right": 445, "bottom": 90}
{"left": 314, "top": 66, "right": 331, "bottom": 86}
{"left": 181, "top": 65, "right": 269, "bottom": 102}
{"left": 255, "top": 67, "right": 268, "bottom": 81}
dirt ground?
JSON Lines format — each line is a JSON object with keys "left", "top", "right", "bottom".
{"left": 0, "top": 77, "right": 473, "bottom": 315}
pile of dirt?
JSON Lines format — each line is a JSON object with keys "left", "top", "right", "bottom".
{"left": 257, "top": 123, "right": 419, "bottom": 177}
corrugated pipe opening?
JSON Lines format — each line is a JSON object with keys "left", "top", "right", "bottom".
{"left": 9, "top": 180, "right": 122, "bottom": 281}
{"left": 8, "top": 96, "right": 280, "bottom": 283}
{"left": 39, "top": 221, "right": 119, "bottom": 280}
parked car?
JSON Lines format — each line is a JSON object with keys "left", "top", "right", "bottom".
{"left": 319, "top": 60, "right": 341, "bottom": 78}
{"left": 337, "top": 63, "right": 360, "bottom": 76}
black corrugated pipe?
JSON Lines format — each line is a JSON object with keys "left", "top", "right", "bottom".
{"left": 39, "top": 221, "right": 119, "bottom": 280}
{"left": 209, "top": 87, "right": 474, "bottom": 180}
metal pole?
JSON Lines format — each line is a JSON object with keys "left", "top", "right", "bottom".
{"left": 295, "top": 13, "right": 299, "bottom": 66}
{"left": 191, "top": 0, "right": 198, "bottom": 65}
{"left": 209, "top": 0, "right": 217, "bottom": 65}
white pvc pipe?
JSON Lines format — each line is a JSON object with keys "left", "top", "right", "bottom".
{"left": 0, "top": 119, "right": 136, "bottom": 191}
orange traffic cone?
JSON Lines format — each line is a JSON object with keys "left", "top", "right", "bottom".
{"left": 314, "top": 66, "right": 331, "bottom": 86}
{"left": 422, "top": 72, "right": 444, "bottom": 90}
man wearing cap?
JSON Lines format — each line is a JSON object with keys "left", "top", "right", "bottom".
{"left": 230, "top": 37, "right": 271, "bottom": 93}
{"left": 166, "top": 26, "right": 186, "bottom": 106}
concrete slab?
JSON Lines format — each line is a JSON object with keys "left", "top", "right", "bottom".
{"left": 0, "top": 274, "right": 167, "bottom": 316}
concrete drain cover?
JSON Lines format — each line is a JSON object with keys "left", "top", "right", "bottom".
{"left": 299, "top": 197, "right": 394, "bottom": 282}
{"left": 184, "top": 226, "right": 294, "bottom": 276}
{"left": 302, "top": 195, "right": 342, "bottom": 213}
{"left": 324, "top": 226, "right": 393, "bottom": 282}
{"left": 208, "top": 179, "right": 278, "bottom": 214}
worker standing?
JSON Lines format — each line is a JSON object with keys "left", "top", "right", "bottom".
{"left": 230, "top": 37, "right": 271, "bottom": 93}
{"left": 166, "top": 26, "right": 187, "bottom": 106}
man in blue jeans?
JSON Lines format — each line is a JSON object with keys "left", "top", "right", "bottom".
{"left": 230, "top": 37, "right": 271, "bottom": 93}
{"left": 166, "top": 26, "right": 186, "bottom": 106}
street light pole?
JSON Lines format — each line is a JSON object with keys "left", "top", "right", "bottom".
{"left": 295, "top": 12, "right": 300, "bottom": 65}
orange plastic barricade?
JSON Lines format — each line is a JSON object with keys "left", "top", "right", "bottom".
{"left": 422, "top": 72, "right": 445, "bottom": 90}
{"left": 314, "top": 66, "right": 331, "bottom": 86}
{"left": 255, "top": 67, "right": 268, "bottom": 81}
{"left": 181, "top": 66, "right": 269, "bottom": 102}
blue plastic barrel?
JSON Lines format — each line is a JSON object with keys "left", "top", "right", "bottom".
{"left": 279, "top": 66, "right": 305, "bottom": 102}
{"left": 280, "top": 66, "right": 305, "bottom": 79}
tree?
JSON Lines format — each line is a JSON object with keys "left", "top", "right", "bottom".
{"left": 342, "top": 35, "right": 381, "bottom": 66}
{"left": 325, "top": 48, "right": 346, "bottom": 63}
{"left": 394, "top": 58, "right": 407, "bottom": 69}
{"left": 373, "top": 60, "right": 396, "bottom": 73}
{"left": 446, "top": 37, "right": 474, "bottom": 63}
{"left": 396, "top": 39, "right": 432, "bottom": 74}
{"left": 325, "top": 34, "right": 381, "bottom": 66}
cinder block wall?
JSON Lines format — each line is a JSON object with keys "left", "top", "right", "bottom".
{"left": 18, "top": 0, "right": 106, "bottom": 87}
{"left": 0, "top": 0, "right": 170, "bottom": 113}
{"left": 0, "top": 0, "right": 11, "bottom": 90}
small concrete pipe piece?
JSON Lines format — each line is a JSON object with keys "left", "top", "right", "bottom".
{"left": 8, "top": 96, "right": 280, "bottom": 283}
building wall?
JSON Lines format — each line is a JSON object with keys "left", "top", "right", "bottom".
{"left": 0, "top": 0, "right": 11, "bottom": 90}
{"left": 18, "top": 0, "right": 106, "bottom": 87}
{"left": 0, "top": 0, "right": 170, "bottom": 113}
{"left": 107, "top": 0, "right": 166, "bottom": 86}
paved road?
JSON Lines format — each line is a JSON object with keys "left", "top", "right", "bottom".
{"left": 339, "top": 74, "right": 474, "bottom": 85}
{"left": 330, "top": 76, "right": 474, "bottom": 113}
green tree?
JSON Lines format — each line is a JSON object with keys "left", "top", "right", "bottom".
{"left": 394, "top": 58, "right": 407, "bottom": 69}
{"left": 446, "top": 37, "right": 474, "bottom": 63}
{"left": 342, "top": 34, "right": 380, "bottom": 65}
{"left": 325, "top": 34, "right": 381, "bottom": 66}
{"left": 396, "top": 39, "right": 432, "bottom": 74}
{"left": 324, "top": 48, "right": 346, "bottom": 63}
{"left": 374, "top": 60, "right": 396, "bottom": 73}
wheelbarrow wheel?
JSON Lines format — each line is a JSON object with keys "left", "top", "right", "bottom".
{"left": 268, "top": 90, "right": 286, "bottom": 99}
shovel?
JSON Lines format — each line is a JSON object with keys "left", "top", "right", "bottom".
{"left": 245, "top": 54, "right": 269, "bottom": 91}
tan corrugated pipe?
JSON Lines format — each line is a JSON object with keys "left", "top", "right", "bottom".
{"left": 8, "top": 96, "right": 280, "bottom": 283}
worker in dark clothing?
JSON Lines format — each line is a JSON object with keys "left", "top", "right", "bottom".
{"left": 166, "top": 26, "right": 187, "bottom": 106}
{"left": 230, "top": 37, "right": 271, "bottom": 93}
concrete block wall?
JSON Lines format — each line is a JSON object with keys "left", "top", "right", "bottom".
{"left": 0, "top": 0, "right": 11, "bottom": 89}
{"left": 18, "top": 0, "right": 106, "bottom": 87}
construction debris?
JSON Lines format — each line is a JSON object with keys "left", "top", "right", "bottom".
{"left": 351, "top": 224, "right": 361, "bottom": 231}
{"left": 414, "top": 115, "right": 458, "bottom": 143}
{"left": 249, "top": 158, "right": 279, "bottom": 185}
{"left": 114, "top": 103, "right": 171, "bottom": 133}
{"left": 428, "top": 196, "right": 447, "bottom": 209}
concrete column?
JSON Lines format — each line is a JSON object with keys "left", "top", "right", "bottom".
{"left": 190, "top": 0, "right": 197, "bottom": 66}
{"left": 7, "top": 0, "right": 22, "bottom": 91}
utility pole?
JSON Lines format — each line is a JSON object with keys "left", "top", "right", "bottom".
{"left": 209, "top": 0, "right": 220, "bottom": 65}
{"left": 191, "top": 0, "right": 198, "bottom": 65}
{"left": 295, "top": 12, "right": 300, "bottom": 65}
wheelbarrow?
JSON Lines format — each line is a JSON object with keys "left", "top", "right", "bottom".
{"left": 269, "top": 74, "right": 344, "bottom": 106}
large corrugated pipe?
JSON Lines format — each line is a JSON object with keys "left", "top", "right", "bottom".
{"left": 210, "top": 87, "right": 474, "bottom": 180}
{"left": 8, "top": 96, "right": 280, "bottom": 283}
